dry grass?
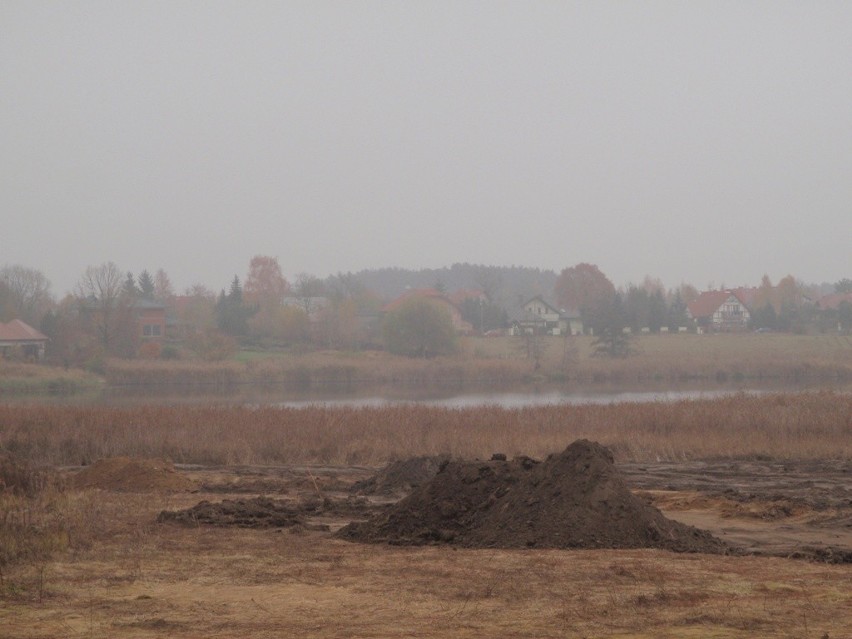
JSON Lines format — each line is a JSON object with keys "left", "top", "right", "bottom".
{"left": 0, "top": 361, "right": 102, "bottom": 395}
{"left": 2, "top": 390, "right": 850, "bottom": 637}
{"left": 1, "top": 488, "right": 850, "bottom": 638}
{"left": 1, "top": 392, "right": 850, "bottom": 466}
{"left": 472, "top": 333, "right": 852, "bottom": 382}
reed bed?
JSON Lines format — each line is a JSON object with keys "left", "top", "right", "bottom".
{"left": 1, "top": 392, "right": 849, "bottom": 466}
{"left": 0, "top": 363, "right": 102, "bottom": 395}
{"left": 104, "top": 356, "right": 532, "bottom": 389}
{"left": 100, "top": 334, "right": 852, "bottom": 390}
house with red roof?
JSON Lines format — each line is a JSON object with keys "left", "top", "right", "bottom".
{"left": 814, "top": 292, "right": 852, "bottom": 311}
{"left": 686, "top": 290, "right": 752, "bottom": 332}
{"left": 0, "top": 319, "right": 49, "bottom": 359}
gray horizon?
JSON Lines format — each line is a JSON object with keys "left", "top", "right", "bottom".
{"left": 2, "top": 2, "right": 850, "bottom": 297}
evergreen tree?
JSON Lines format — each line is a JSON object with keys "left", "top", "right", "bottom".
{"left": 137, "top": 270, "right": 155, "bottom": 299}
{"left": 228, "top": 275, "right": 243, "bottom": 304}
{"left": 648, "top": 289, "right": 667, "bottom": 333}
{"left": 667, "top": 291, "right": 688, "bottom": 332}
{"left": 123, "top": 271, "right": 138, "bottom": 298}
{"left": 591, "top": 293, "right": 632, "bottom": 358}
{"left": 216, "top": 276, "right": 253, "bottom": 336}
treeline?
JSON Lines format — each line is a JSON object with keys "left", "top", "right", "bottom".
{"left": 343, "top": 263, "right": 558, "bottom": 306}
{"left": 2, "top": 258, "right": 851, "bottom": 368}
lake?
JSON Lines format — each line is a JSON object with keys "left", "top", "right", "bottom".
{"left": 84, "top": 378, "right": 851, "bottom": 408}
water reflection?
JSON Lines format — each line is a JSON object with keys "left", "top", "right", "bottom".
{"left": 273, "top": 387, "right": 778, "bottom": 409}
{"left": 79, "top": 379, "right": 851, "bottom": 408}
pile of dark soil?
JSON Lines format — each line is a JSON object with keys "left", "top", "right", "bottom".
{"left": 350, "top": 455, "right": 449, "bottom": 497}
{"left": 71, "top": 457, "right": 195, "bottom": 493}
{"left": 158, "top": 497, "right": 318, "bottom": 529}
{"left": 158, "top": 495, "right": 380, "bottom": 529}
{"left": 338, "top": 440, "right": 729, "bottom": 553}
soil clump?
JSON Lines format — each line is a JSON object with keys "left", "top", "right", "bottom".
{"left": 350, "top": 455, "right": 449, "bottom": 497}
{"left": 338, "top": 440, "right": 729, "bottom": 553}
{"left": 158, "top": 495, "right": 380, "bottom": 530}
{"left": 70, "top": 457, "right": 195, "bottom": 493}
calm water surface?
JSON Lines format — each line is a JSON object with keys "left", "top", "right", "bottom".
{"left": 274, "top": 388, "right": 767, "bottom": 409}
{"left": 81, "top": 379, "right": 850, "bottom": 408}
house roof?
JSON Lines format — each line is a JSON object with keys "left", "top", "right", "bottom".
{"left": 131, "top": 298, "right": 166, "bottom": 310}
{"left": 81, "top": 297, "right": 166, "bottom": 311}
{"left": 687, "top": 290, "right": 750, "bottom": 319}
{"left": 815, "top": 292, "right": 852, "bottom": 310}
{"left": 0, "top": 319, "right": 49, "bottom": 342}
{"left": 728, "top": 287, "right": 758, "bottom": 309}
{"left": 524, "top": 295, "right": 580, "bottom": 318}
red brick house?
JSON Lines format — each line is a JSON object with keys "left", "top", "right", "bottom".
{"left": 133, "top": 299, "right": 167, "bottom": 340}
{"left": 0, "top": 319, "right": 49, "bottom": 359}
{"left": 81, "top": 298, "right": 167, "bottom": 343}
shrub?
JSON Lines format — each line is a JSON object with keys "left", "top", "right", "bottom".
{"left": 383, "top": 298, "right": 457, "bottom": 358}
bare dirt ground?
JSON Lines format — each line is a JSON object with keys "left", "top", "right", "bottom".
{"left": 2, "top": 455, "right": 850, "bottom": 638}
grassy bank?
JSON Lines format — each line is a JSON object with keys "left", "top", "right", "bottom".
{"left": 100, "top": 333, "right": 852, "bottom": 390}
{"left": 2, "top": 392, "right": 849, "bottom": 466}
{"left": 0, "top": 362, "right": 104, "bottom": 396}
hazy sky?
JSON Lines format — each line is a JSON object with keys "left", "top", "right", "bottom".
{"left": 2, "top": 2, "right": 850, "bottom": 296}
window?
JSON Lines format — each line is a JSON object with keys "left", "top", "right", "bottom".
{"left": 143, "top": 324, "right": 162, "bottom": 337}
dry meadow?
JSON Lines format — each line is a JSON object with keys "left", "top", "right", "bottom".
{"left": 2, "top": 393, "right": 851, "bottom": 638}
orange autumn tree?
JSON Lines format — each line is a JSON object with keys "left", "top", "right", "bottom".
{"left": 554, "top": 263, "right": 616, "bottom": 333}
{"left": 243, "top": 256, "right": 300, "bottom": 343}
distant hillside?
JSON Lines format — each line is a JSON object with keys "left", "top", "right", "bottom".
{"left": 337, "top": 263, "right": 559, "bottom": 308}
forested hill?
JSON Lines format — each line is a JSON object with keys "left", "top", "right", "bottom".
{"left": 342, "top": 263, "right": 559, "bottom": 305}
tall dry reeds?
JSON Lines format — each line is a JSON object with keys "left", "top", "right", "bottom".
{"left": 1, "top": 392, "right": 849, "bottom": 467}
{"left": 0, "top": 453, "right": 105, "bottom": 597}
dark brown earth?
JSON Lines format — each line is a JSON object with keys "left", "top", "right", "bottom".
{"left": 123, "top": 449, "right": 851, "bottom": 562}
{"left": 349, "top": 455, "right": 450, "bottom": 497}
{"left": 619, "top": 458, "right": 852, "bottom": 563}
{"left": 157, "top": 494, "right": 382, "bottom": 530}
{"left": 337, "top": 440, "right": 729, "bottom": 553}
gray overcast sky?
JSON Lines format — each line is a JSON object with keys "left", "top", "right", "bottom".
{"left": 2, "top": 1, "right": 850, "bottom": 296}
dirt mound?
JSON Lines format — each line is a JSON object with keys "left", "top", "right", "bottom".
{"left": 158, "top": 495, "right": 380, "bottom": 529}
{"left": 338, "top": 440, "right": 728, "bottom": 553}
{"left": 350, "top": 455, "right": 449, "bottom": 496}
{"left": 71, "top": 457, "right": 195, "bottom": 493}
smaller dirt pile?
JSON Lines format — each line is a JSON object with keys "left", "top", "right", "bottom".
{"left": 338, "top": 440, "right": 728, "bottom": 553}
{"left": 70, "top": 457, "right": 195, "bottom": 493}
{"left": 158, "top": 495, "right": 379, "bottom": 529}
{"left": 350, "top": 455, "right": 449, "bottom": 497}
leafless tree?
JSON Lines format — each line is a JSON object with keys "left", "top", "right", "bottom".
{"left": 0, "top": 264, "right": 53, "bottom": 325}
{"left": 293, "top": 272, "right": 326, "bottom": 317}
{"left": 76, "top": 262, "right": 124, "bottom": 349}
{"left": 154, "top": 268, "right": 175, "bottom": 302}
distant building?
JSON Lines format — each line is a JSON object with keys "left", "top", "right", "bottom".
{"left": 509, "top": 296, "right": 582, "bottom": 336}
{"left": 0, "top": 319, "right": 49, "bottom": 359}
{"left": 134, "top": 299, "right": 167, "bottom": 340}
{"left": 686, "top": 290, "right": 751, "bottom": 332}
{"left": 81, "top": 297, "right": 167, "bottom": 342}
{"left": 814, "top": 292, "right": 852, "bottom": 311}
